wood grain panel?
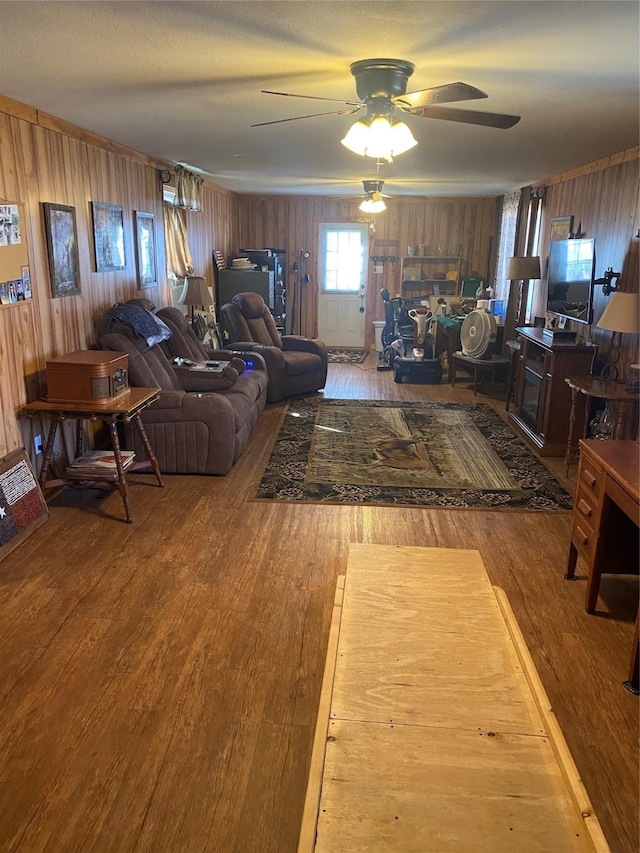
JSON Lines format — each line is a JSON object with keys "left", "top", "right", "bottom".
{"left": 0, "top": 107, "right": 166, "bottom": 464}
{"left": 533, "top": 155, "right": 639, "bottom": 383}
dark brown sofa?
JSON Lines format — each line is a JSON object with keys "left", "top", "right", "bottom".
{"left": 97, "top": 306, "right": 268, "bottom": 475}
{"left": 220, "top": 292, "right": 328, "bottom": 403}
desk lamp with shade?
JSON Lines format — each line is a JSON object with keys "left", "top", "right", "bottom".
{"left": 507, "top": 256, "right": 542, "bottom": 327}
{"left": 596, "top": 290, "right": 640, "bottom": 382}
{"left": 179, "top": 276, "right": 213, "bottom": 328}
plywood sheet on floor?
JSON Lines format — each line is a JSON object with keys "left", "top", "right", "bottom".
{"left": 306, "top": 544, "right": 597, "bottom": 852}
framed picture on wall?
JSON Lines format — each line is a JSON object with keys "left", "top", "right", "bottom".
{"left": 549, "top": 215, "right": 574, "bottom": 241}
{"left": 134, "top": 211, "right": 157, "bottom": 288}
{"left": 91, "top": 201, "right": 126, "bottom": 272}
{"left": 42, "top": 202, "right": 81, "bottom": 298}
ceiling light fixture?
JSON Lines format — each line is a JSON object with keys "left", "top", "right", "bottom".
{"left": 341, "top": 114, "right": 417, "bottom": 161}
{"left": 359, "top": 193, "right": 386, "bottom": 214}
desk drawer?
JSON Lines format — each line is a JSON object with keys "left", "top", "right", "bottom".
{"left": 571, "top": 520, "right": 597, "bottom": 564}
{"left": 578, "top": 460, "right": 604, "bottom": 497}
{"left": 573, "top": 484, "right": 600, "bottom": 530}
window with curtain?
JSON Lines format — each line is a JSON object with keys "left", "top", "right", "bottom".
{"left": 175, "top": 165, "right": 204, "bottom": 212}
{"left": 163, "top": 205, "right": 194, "bottom": 279}
{"left": 493, "top": 189, "right": 521, "bottom": 301}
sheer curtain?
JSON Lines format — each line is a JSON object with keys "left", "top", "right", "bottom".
{"left": 493, "top": 190, "right": 521, "bottom": 301}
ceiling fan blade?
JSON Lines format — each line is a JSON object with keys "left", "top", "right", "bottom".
{"left": 394, "top": 81, "right": 488, "bottom": 109}
{"left": 412, "top": 105, "right": 521, "bottom": 129}
{"left": 262, "top": 90, "right": 362, "bottom": 107}
{"left": 251, "top": 107, "right": 361, "bottom": 128}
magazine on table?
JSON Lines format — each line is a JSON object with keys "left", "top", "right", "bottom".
{"left": 67, "top": 450, "right": 136, "bottom": 473}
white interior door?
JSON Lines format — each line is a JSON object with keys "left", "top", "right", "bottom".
{"left": 317, "top": 223, "right": 368, "bottom": 347}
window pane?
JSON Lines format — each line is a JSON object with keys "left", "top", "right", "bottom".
{"left": 322, "top": 226, "right": 366, "bottom": 292}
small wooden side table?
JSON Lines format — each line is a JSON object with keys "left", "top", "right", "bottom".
{"left": 564, "top": 375, "right": 639, "bottom": 474}
{"left": 23, "top": 387, "right": 164, "bottom": 523}
{"left": 450, "top": 351, "right": 511, "bottom": 396}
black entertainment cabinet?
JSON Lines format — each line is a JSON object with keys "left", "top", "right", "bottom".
{"left": 509, "top": 326, "right": 596, "bottom": 456}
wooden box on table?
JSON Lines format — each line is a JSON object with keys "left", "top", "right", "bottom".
{"left": 45, "top": 350, "right": 129, "bottom": 405}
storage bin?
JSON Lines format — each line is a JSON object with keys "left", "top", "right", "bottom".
{"left": 373, "top": 321, "right": 386, "bottom": 353}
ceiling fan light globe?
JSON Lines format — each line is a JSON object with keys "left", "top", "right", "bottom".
{"left": 340, "top": 120, "right": 370, "bottom": 155}
{"left": 363, "top": 115, "right": 394, "bottom": 159}
{"left": 360, "top": 196, "right": 386, "bottom": 214}
{"left": 390, "top": 120, "right": 418, "bottom": 155}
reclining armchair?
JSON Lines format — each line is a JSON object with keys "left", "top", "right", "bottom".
{"left": 220, "top": 292, "right": 328, "bottom": 403}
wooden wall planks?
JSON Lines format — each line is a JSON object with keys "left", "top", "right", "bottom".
{"left": 233, "top": 194, "right": 498, "bottom": 341}
{"left": 533, "top": 154, "right": 639, "bottom": 378}
{"left": 0, "top": 107, "right": 167, "bottom": 462}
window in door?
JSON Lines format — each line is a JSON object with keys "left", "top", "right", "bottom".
{"left": 319, "top": 223, "right": 369, "bottom": 293}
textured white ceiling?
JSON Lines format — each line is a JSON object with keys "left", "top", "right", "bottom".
{"left": 0, "top": 1, "right": 638, "bottom": 197}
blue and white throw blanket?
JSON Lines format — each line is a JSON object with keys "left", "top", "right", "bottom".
{"left": 103, "top": 303, "right": 172, "bottom": 347}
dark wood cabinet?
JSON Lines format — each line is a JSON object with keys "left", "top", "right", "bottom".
{"left": 508, "top": 326, "right": 596, "bottom": 456}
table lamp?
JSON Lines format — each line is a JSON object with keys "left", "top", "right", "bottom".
{"left": 507, "top": 256, "right": 541, "bottom": 326}
{"left": 596, "top": 291, "right": 640, "bottom": 381}
{"left": 179, "top": 276, "right": 213, "bottom": 327}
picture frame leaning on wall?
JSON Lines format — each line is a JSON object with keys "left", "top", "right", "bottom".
{"left": 42, "top": 202, "right": 81, "bottom": 298}
{"left": 549, "top": 215, "right": 574, "bottom": 241}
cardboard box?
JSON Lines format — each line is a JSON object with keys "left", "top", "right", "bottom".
{"left": 46, "top": 350, "right": 129, "bottom": 405}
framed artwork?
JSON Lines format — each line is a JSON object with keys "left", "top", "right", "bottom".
{"left": 134, "top": 211, "right": 157, "bottom": 288}
{"left": 42, "top": 202, "right": 81, "bottom": 298}
{"left": 91, "top": 201, "right": 126, "bottom": 272}
{"left": 549, "top": 215, "right": 574, "bottom": 241}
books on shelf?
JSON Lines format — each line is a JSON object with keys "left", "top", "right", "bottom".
{"left": 66, "top": 450, "right": 136, "bottom": 475}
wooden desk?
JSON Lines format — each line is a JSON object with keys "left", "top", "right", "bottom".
{"left": 564, "top": 374, "right": 638, "bottom": 473}
{"left": 23, "top": 387, "right": 164, "bottom": 523}
{"left": 565, "top": 439, "right": 640, "bottom": 693}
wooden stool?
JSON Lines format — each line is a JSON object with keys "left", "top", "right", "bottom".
{"left": 450, "top": 351, "right": 511, "bottom": 396}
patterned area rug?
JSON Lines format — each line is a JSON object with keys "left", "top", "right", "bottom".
{"left": 251, "top": 398, "right": 572, "bottom": 510}
{"left": 327, "top": 349, "right": 369, "bottom": 364}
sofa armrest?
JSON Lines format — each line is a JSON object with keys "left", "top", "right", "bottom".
{"left": 282, "top": 336, "right": 328, "bottom": 360}
{"left": 216, "top": 349, "right": 268, "bottom": 373}
{"left": 173, "top": 363, "right": 239, "bottom": 392}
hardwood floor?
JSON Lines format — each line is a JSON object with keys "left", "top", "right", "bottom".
{"left": 1, "top": 353, "right": 638, "bottom": 853}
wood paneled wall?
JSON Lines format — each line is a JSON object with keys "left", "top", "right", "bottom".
{"left": 533, "top": 148, "right": 639, "bottom": 377}
{"left": 0, "top": 96, "right": 167, "bottom": 463}
{"left": 233, "top": 195, "right": 498, "bottom": 341}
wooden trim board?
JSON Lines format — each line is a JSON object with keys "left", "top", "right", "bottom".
{"left": 299, "top": 544, "right": 608, "bottom": 852}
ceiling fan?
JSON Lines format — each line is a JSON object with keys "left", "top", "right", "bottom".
{"left": 343, "top": 179, "right": 391, "bottom": 213}
{"left": 251, "top": 58, "right": 521, "bottom": 131}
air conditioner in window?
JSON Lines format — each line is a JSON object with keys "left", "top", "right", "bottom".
{"left": 163, "top": 184, "right": 178, "bottom": 205}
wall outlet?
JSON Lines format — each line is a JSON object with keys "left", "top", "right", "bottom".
{"left": 34, "top": 435, "right": 43, "bottom": 455}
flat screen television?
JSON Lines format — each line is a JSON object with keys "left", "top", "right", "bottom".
{"left": 546, "top": 238, "right": 595, "bottom": 325}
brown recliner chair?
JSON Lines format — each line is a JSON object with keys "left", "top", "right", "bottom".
{"left": 220, "top": 292, "right": 328, "bottom": 403}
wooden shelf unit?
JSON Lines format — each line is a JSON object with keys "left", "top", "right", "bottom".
{"left": 400, "top": 255, "right": 461, "bottom": 299}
